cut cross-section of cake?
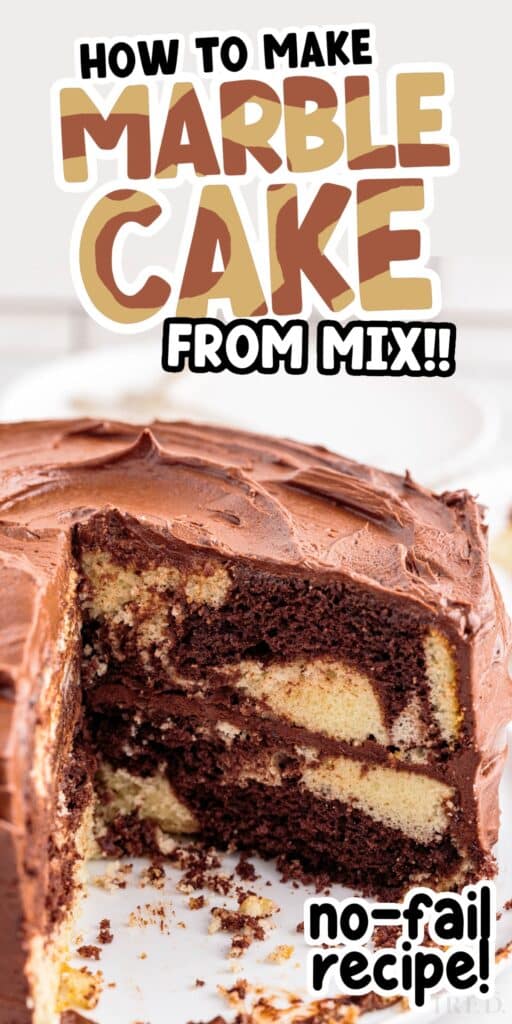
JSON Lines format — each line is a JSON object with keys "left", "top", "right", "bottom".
{"left": 0, "top": 418, "right": 510, "bottom": 1024}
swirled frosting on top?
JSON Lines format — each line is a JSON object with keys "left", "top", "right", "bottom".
{"left": 0, "top": 417, "right": 496, "bottom": 635}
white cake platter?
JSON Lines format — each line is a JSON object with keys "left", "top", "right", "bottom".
{"left": 0, "top": 338, "right": 499, "bottom": 487}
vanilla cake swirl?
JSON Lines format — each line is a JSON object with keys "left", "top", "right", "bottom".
{"left": 0, "top": 418, "right": 510, "bottom": 1024}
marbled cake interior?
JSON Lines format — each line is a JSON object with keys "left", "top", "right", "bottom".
{"left": 72, "top": 521, "right": 483, "bottom": 899}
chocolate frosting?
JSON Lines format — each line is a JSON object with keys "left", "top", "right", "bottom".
{"left": 0, "top": 418, "right": 498, "bottom": 626}
{"left": 0, "top": 417, "right": 510, "bottom": 1024}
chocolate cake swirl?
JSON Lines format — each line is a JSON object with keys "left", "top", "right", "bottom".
{"left": 0, "top": 418, "right": 510, "bottom": 1024}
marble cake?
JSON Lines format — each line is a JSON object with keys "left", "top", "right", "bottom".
{"left": 0, "top": 418, "right": 510, "bottom": 1024}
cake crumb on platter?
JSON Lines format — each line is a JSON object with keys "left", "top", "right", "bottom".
{"left": 57, "top": 964, "right": 103, "bottom": 1012}
{"left": 238, "top": 895, "right": 278, "bottom": 919}
{"left": 209, "top": 906, "right": 266, "bottom": 942}
{"left": 189, "top": 894, "right": 207, "bottom": 910}
{"left": 496, "top": 939, "right": 512, "bottom": 963}
{"left": 97, "top": 918, "right": 114, "bottom": 944}
{"left": 76, "top": 944, "right": 101, "bottom": 961}
{"left": 210, "top": 978, "right": 404, "bottom": 1022}
{"left": 266, "top": 944, "right": 294, "bottom": 964}
{"left": 128, "top": 902, "right": 171, "bottom": 934}
{"left": 167, "top": 843, "right": 233, "bottom": 896}
{"left": 208, "top": 911, "right": 222, "bottom": 935}
{"left": 92, "top": 861, "right": 133, "bottom": 890}
{"left": 140, "top": 861, "right": 166, "bottom": 890}
{"left": 235, "top": 855, "right": 258, "bottom": 882}
{"left": 229, "top": 933, "right": 251, "bottom": 959}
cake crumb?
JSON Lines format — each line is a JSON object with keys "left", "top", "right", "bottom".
{"left": 344, "top": 1008, "right": 360, "bottom": 1023}
{"left": 189, "top": 894, "right": 206, "bottom": 910}
{"left": 208, "top": 911, "right": 222, "bottom": 935}
{"left": 373, "top": 925, "right": 402, "bottom": 949}
{"left": 188, "top": 1017, "right": 227, "bottom": 1024}
{"left": 266, "top": 944, "right": 294, "bottom": 964}
{"left": 195, "top": 978, "right": 205, "bottom": 987}
{"left": 128, "top": 902, "right": 171, "bottom": 934}
{"left": 235, "top": 855, "right": 258, "bottom": 882}
{"left": 238, "top": 895, "right": 277, "bottom": 919}
{"left": 176, "top": 880, "right": 194, "bottom": 894}
{"left": 209, "top": 907, "right": 265, "bottom": 942}
{"left": 97, "top": 918, "right": 113, "bottom": 945}
{"left": 93, "top": 861, "right": 132, "bottom": 890}
{"left": 496, "top": 939, "right": 512, "bottom": 963}
{"left": 218, "top": 978, "right": 248, "bottom": 1005}
{"left": 215, "top": 978, "right": 403, "bottom": 1021}
{"left": 168, "top": 842, "right": 232, "bottom": 896}
{"left": 76, "top": 945, "right": 101, "bottom": 961}
{"left": 57, "top": 964, "right": 103, "bottom": 1012}
{"left": 229, "top": 934, "right": 251, "bottom": 959}
{"left": 140, "top": 861, "right": 166, "bottom": 890}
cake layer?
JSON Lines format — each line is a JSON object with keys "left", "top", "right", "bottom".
{"left": 84, "top": 631, "right": 507, "bottom": 895}
{"left": 234, "top": 658, "right": 395, "bottom": 747}
{"left": 98, "top": 771, "right": 470, "bottom": 899}
{"left": 77, "top": 531, "right": 431, "bottom": 700}
{"left": 77, "top": 536, "right": 465, "bottom": 754}
{"left": 85, "top": 699, "right": 474, "bottom": 891}
{"left": 85, "top": 657, "right": 433, "bottom": 757}
{"left": 98, "top": 745, "right": 453, "bottom": 843}
{"left": 85, "top": 674, "right": 466, "bottom": 793}
{"left": 90, "top": 709, "right": 477, "bottom": 899}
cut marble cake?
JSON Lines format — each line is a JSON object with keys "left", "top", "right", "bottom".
{"left": 0, "top": 419, "right": 511, "bottom": 1024}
